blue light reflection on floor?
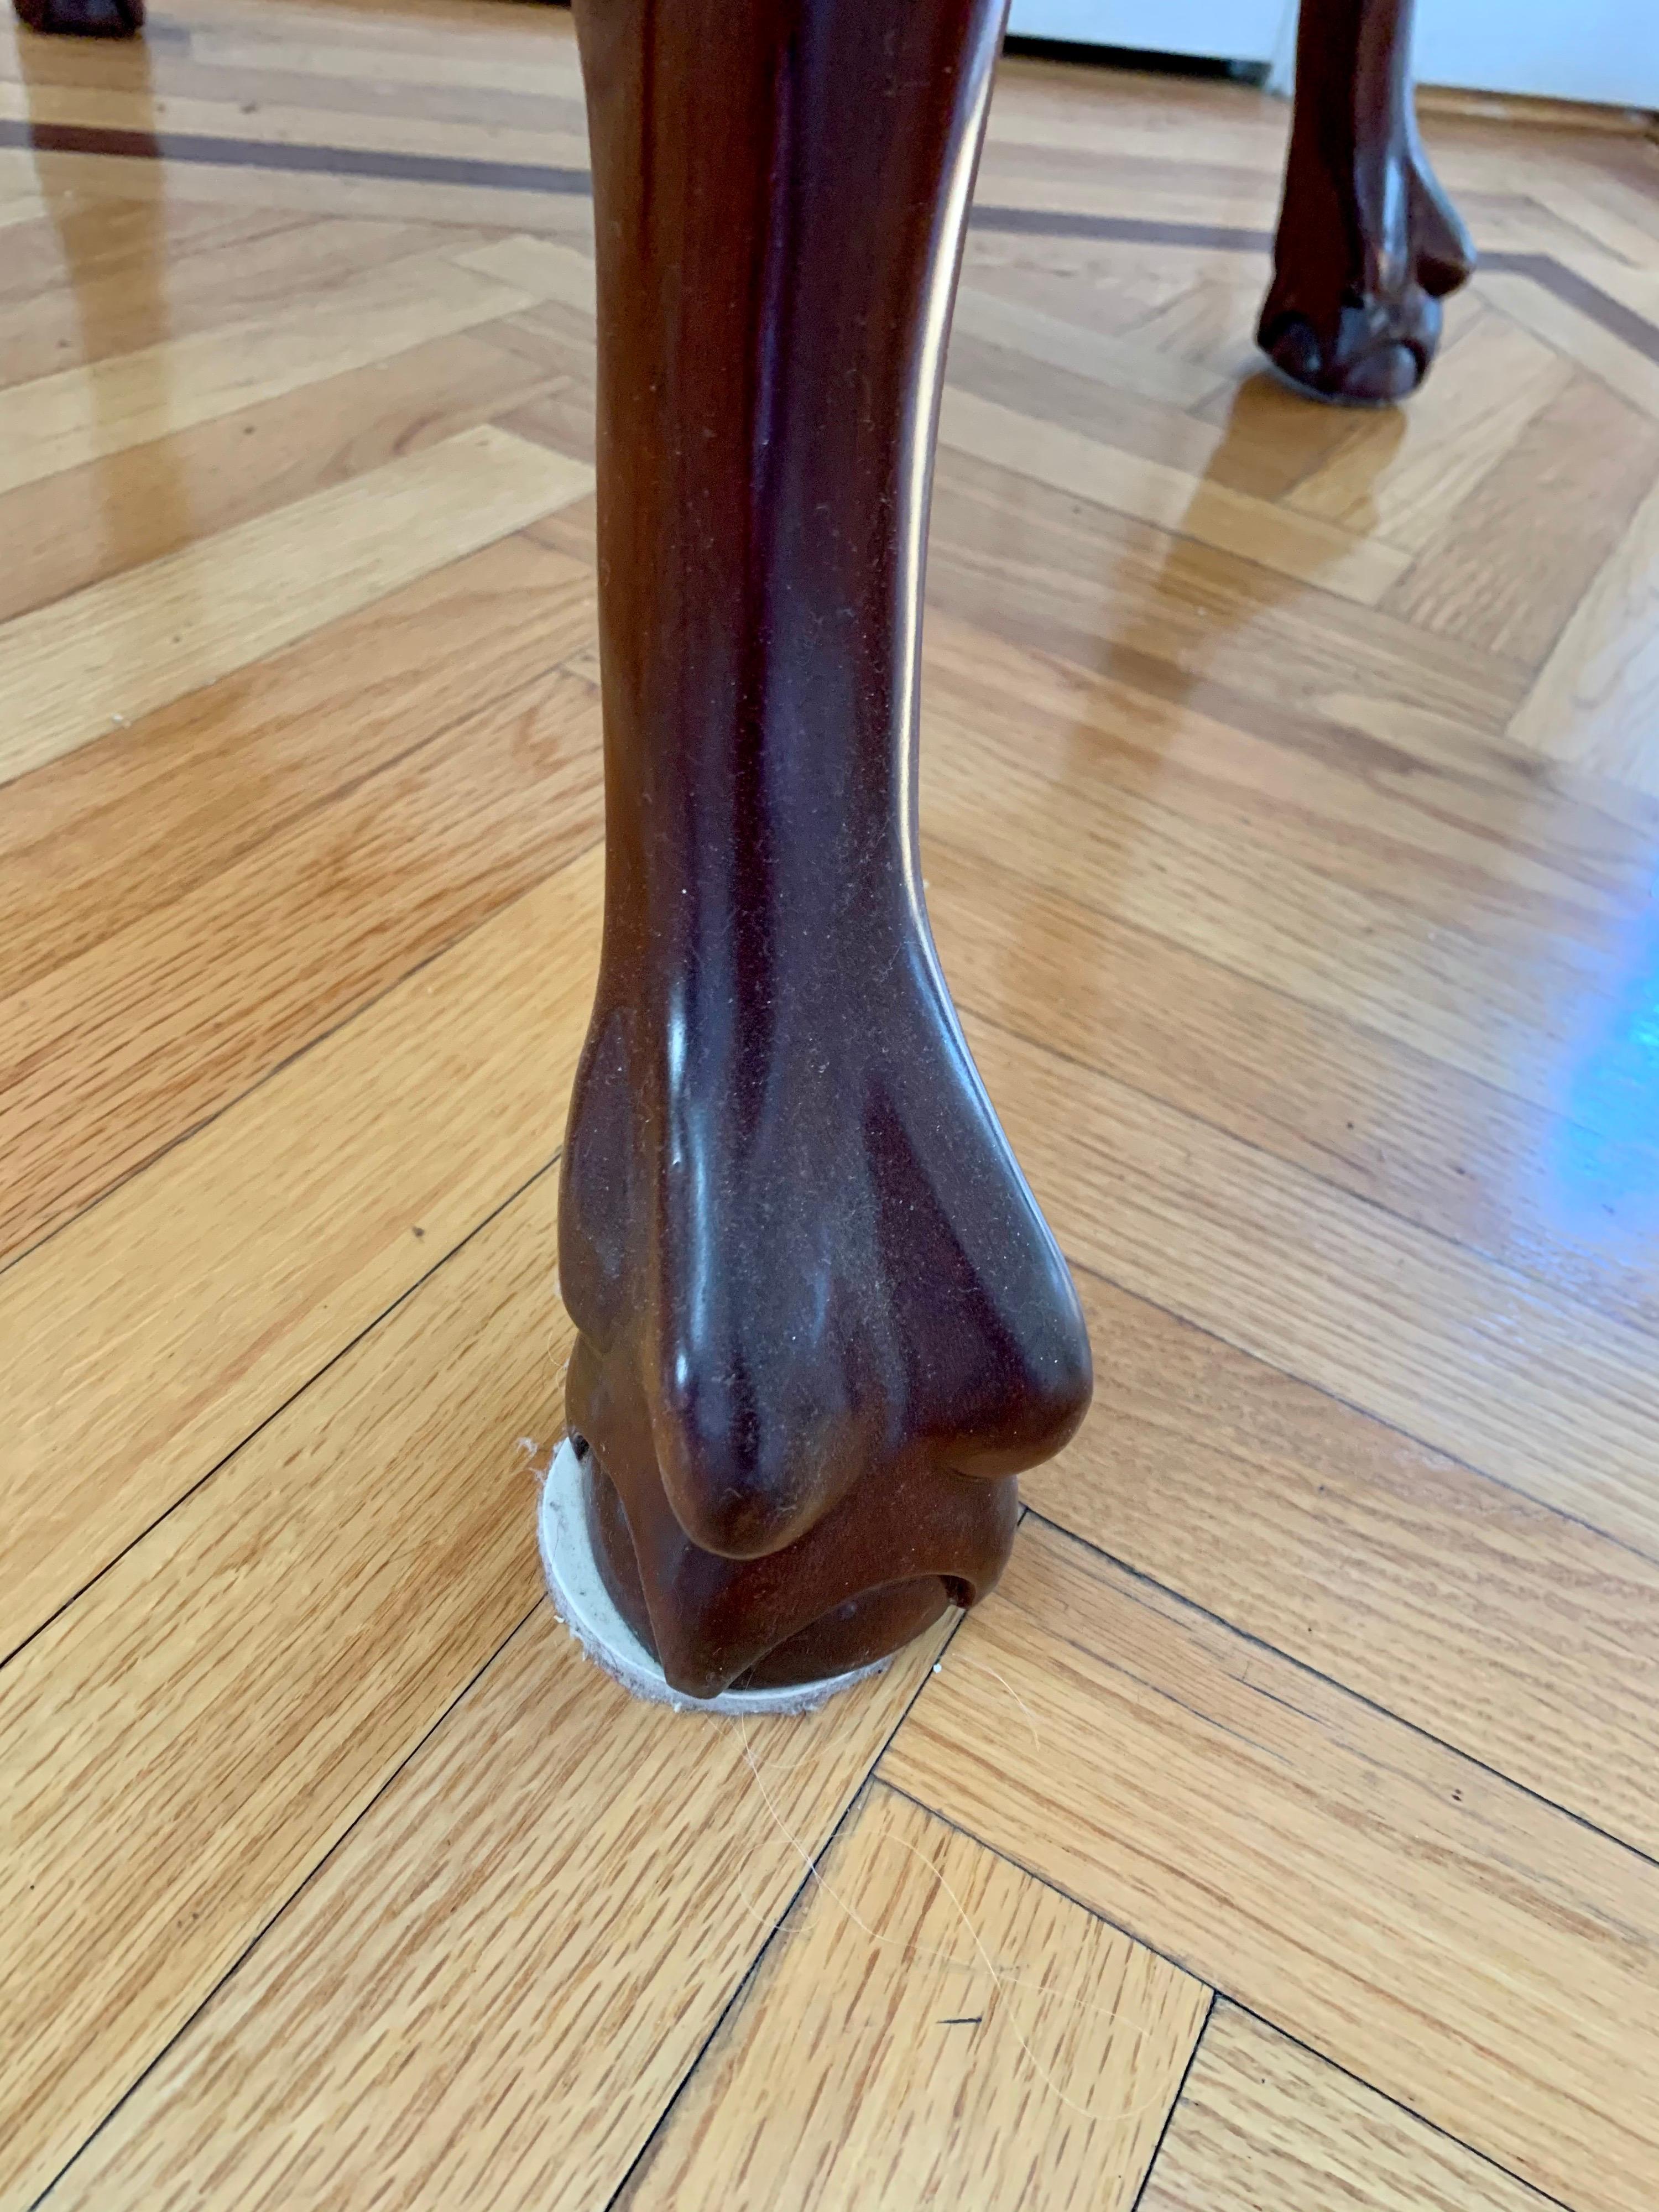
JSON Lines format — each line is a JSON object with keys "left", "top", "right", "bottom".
{"left": 1552, "top": 889, "right": 1659, "bottom": 1242}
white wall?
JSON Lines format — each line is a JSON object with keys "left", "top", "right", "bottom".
{"left": 1007, "top": 0, "right": 1659, "bottom": 108}
{"left": 1005, "top": 0, "right": 1281, "bottom": 63}
{"left": 1417, "top": 0, "right": 1659, "bottom": 107}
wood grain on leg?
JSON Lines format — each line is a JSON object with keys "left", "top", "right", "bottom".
{"left": 557, "top": 0, "right": 1089, "bottom": 1697}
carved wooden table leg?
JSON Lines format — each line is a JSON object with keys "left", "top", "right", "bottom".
{"left": 557, "top": 0, "right": 1091, "bottom": 1703}
{"left": 14, "top": 0, "right": 143, "bottom": 35}
{"left": 1258, "top": 0, "right": 1475, "bottom": 404}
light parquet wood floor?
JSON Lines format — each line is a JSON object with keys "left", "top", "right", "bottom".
{"left": 3, "top": 3, "right": 1659, "bottom": 2206}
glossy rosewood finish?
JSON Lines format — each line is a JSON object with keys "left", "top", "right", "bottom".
{"left": 14, "top": 0, "right": 143, "bottom": 34}
{"left": 1259, "top": 0, "right": 1475, "bottom": 404}
{"left": 561, "top": 0, "right": 1091, "bottom": 1699}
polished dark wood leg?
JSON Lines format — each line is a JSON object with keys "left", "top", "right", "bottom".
{"left": 14, "top": 0, "right": 143, "bottom": 34}
{"left": 561, "top": 0, "right": 1091, "bottom": 1700}
{"left": 1258, "top": 0, "right": 1475, "bottom": 404}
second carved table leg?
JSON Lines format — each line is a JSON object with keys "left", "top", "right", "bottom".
{"left": 559, "top": 0, "right": 1092, "bottom": 1702}
{"left": 1258, "top": 0, "right": 1475, "bottom": 403}
{"left": 14, "top": 0, "right": 143, "bottom": 34}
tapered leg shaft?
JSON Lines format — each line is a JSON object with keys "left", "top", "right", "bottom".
{"left": 561, "top": 0, "right": 1091, "bottom": 1699}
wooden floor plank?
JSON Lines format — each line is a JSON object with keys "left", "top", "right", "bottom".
{"left": 0, "top": 190, "right": 45, "bottom": 234}
{"left": 36, "top": 1613, "right": 949, "bottom": 2212}
{"left": 975, "top": 137, "right": 1281, "bottom": 216}
{"left": 957, "top": 233, "right": 1213, "bottom": 350}
{"left": 1533, "top": 170, "right": 1659, "bottom": 267}
{"left": 1139, "top": 2004, "right": 1556, "bottom": 2212}
{"left": 1510, "top": 467, "right": 1659, "bottom": 794}
{"left": 967, "top": 171, "right": 1284, "bottom": 234}
{"left": 1285, "top": 310, "right": 1573, "bottom": 552}
{"left": 0, "top": 25, "right": 587, "bottom": 141}
{"left": 951, "top": 281, "right": 1227, "bottom": 410}
{"left": 1, "top": 1167, "right": 571, "bottom": 2212}
{"left": 189, "top": 23, "right": 588, "bottom": 101}
{"left": 1, "top": 846, "right": 600, "bottom": 1663}
{"left": 455, "top": 229, "right": 599, "bottom": 314}
{"left": 927, "top": 838, "right": 1659, "bottom": 1340}
{"left": 1024, "top": 1266, "right": 1659, "bottom": 1859}
{"left": 943, "top": 326, "right": 1234, "bottom": 482}
{"left": 1477, "top": 268, "right": 1659, "bottom": 424}
{"left": 926, "top": 446, "right": 1531, "bottom": 740}
{"left": 1382, "top": 373, "right": 1659, "bottom": 663}
{"left": 0, "top": 212, "right": 479, "bottom": 389}
{"left": 926, "top": 695, "right": 1624, "bottom": 1121}
{"left": 921, "top": 606, "right": 1657, "bottom": 921}
{"left": 0, "top": 244, "right": 548, "bottom": 503}
{"left": 0, "top": 427, "right": 592, "bottom": 789}
{"left": 0, "top": 330, "right": 554, "bottom": 629}
{"left": 966, "top": 1013, "right": 1659, "bottom": 1557}
{"left": 0, "top": 75, "right": 593, "bottom": 181}
{"left": 10, "top": 144, "right": 597, "bottom": 238}
{"left": 881, "top": 1520, "right": 1659, "bottom": 2212}
{"left": 938, "top": 386, "right": 1411, "bottom": 605}
{"left": 981, "top": 96, "right": 1285, "bottom": 169}
{"left": 1121, "top": 265, "right": 1274, "bottom": 384}
{"left": 1186, "top": 368, "right": 1366, "bottom": 501}
{"left": 618, "top": 1782, "right": 1211, "bottom": 2212}
{"left": 0, "top": 531, "right": 592, "bottom": 996}
{"left": 0, "top": 200, "right": 308, "bottom": 313}
{"left": 0, "top": 649, "right": 602, "bottom": 1263}
{"left": 479, "top": 303, "right": 599, "bottom": 463}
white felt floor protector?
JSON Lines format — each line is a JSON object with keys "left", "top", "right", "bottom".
{"left": 538, "top": 1436, "right": 890, "bottom": 1716}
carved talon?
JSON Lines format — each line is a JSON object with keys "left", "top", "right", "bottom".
{"left": 1259, "top": 0, "right": 1475, "bottom": 404}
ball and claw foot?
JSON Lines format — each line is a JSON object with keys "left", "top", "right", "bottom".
{"left": 556, "top": 952, "right": 1093, "bottom": 1705}
{"left": 1259, "top": 152, "right": 1475, "bottom": 405}
{"left": 1258, "top": 0, "right": 1476, "bottom": 406}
